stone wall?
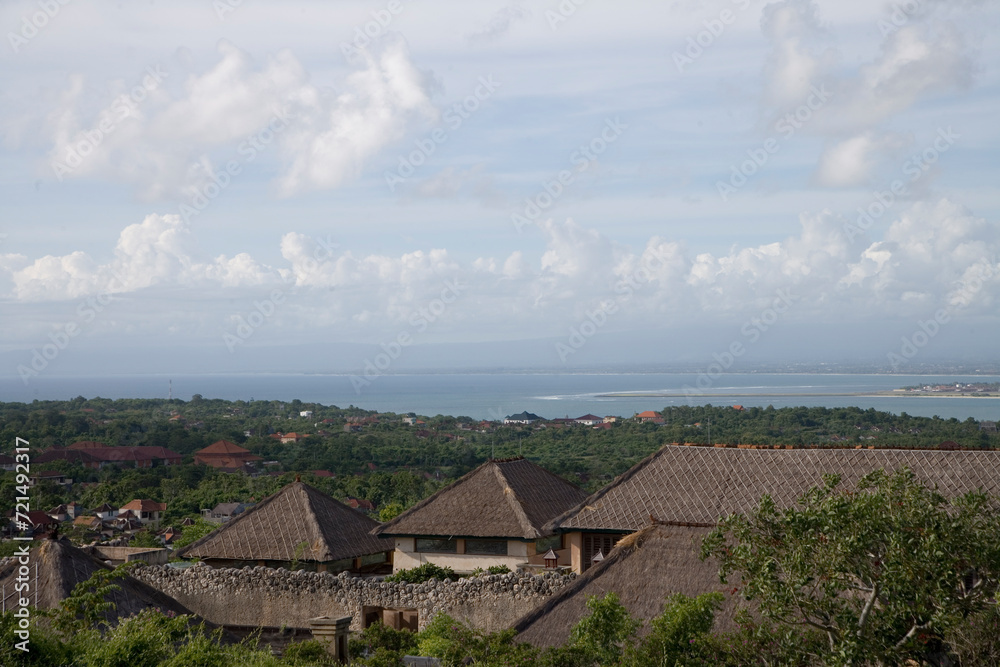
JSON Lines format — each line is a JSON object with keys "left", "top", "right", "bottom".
{"left": 133, "top": 562, "right": 573, "bottom": 632}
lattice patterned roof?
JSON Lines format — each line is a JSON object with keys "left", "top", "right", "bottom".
{"left": 549, "top": 445, "right": 1000, "bottom": 532}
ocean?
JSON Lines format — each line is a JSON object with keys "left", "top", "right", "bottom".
{"left": 2, "top": 372, "right": 999, "bottom": 422}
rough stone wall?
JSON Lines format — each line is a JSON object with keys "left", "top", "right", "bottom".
{"left": 133, "top": 562, "right": 573, "bottom": 632}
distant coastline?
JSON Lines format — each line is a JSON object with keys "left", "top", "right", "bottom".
{"left": 596, "top": 391, "right": 1000, "bottom": 399}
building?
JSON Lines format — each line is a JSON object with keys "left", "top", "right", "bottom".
{"left": 515, "top": 444, "right": 1000, "bottom": 647}
{"left": 373, "top": 457, "right": 588, "bottom": 574}
{"left": 35, "top": 446, "right": 181, "bottom": 469}
{"left": 201, "top": 502, "right": 253, "bottom": 524}
{"left": 574, "top": 414, "right": 603, "bottom": 426}
{"left": 633, "top": 410, "right": 662, "bottom": 423}
{"left": 546, "top": 444, "right": 1000, "bottom": 574}
{"left": 299, "top": 410, "right": 313, "bottom": 418}
{"left": 279, "top": 432, "right": 308, "bottom": 444}
{"left": 119, "top": 499, "right": 166, "bottom": 528}
{"left": 193, "top": 440, "right": 263, "bottom": 470}
{"left": 176, "top": 480, "right": 394, "bottom": 573}
{"left": 503, "top": 412, "right": 543, "bottom": 425}
{"left": 513, "top": 523, "right": 736, "bottom": 648}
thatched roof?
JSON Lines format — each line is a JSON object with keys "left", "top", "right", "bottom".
{"left": 0, "top": 539, "right": 192, "bottom": 624}
{"left": 512, "top": 523, "right": 737, "bottom": 647}
{"left": 176, "top": 481, "right": 391, "bottom": 562}
{"left": 374, "top": 457, "right": 588, "bottom": 540}
{"left": 547, "top": 445, "right": 1000, "bottom": 533}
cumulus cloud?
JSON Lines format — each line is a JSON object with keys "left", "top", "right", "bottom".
{"left": 2, "top": 202, "right": 997, "bottom": 344}
{"left": 42, "top": 39, "right": 436, "bottom": 200}
{"left": 756, "top": 0, "right": 977, "bottom": 189}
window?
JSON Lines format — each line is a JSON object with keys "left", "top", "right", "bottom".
{"left": 465, "top": 539, "right": 507, "bottom": 555}
{"left": 535, "top": 534, "right": 562, "bottom": 553}
{"left": 360, "top": 551, "right": 388, "bottom": 566}
{"left": 415, "top": 538, "right": 457, "bottom": 553}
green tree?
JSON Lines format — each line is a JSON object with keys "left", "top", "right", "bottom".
{"left": 569, "top": 593, "right": 639, "bottom": 666}
{"left": 701, "top": 468, "right": 1000, "bottom": 666}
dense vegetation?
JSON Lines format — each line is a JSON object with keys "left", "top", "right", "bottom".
{"left": 1, "top": 397, "right": 997, "bottom": 526}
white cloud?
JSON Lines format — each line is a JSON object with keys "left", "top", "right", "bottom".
{"left": 42, "top": 38, "right": 436, "bottom": 200}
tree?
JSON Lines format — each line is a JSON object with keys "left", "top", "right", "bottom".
{"left": 569, "top": 593, "right": 639, "bottom": 666}
{"left": 701, "top": 468, "right": 1000, "bottom": 666}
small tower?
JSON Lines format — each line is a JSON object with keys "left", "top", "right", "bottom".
{"left": 543, "top": 548, "right": 558, "bottom": 569}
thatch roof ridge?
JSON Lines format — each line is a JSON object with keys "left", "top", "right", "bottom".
{"left": 493, "top": 464, "right": 540, "bottom": 539}
{"left": 543, "top": 445, "right": 664, "bottom": 534}
{"left": 373, "top": 457, "right": 588, "bottom": 540}
{"left": 373, "top": 462, "right": 495, "bottom": 537}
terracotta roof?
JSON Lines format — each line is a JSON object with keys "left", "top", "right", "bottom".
{"left": 548, "top": 445, "right": 1000, "bottom": 533}
{"left": 196, "top": 440, "right": 253, "bottom": 455}
{"left": 177, "top": 481, "right": 392, "bottom": 562}
{"left": 513, "top": 523, "right": 735, "bottom": 647}
{"left": 374, "top": 457, "right": 588, "bottom": 540}
{"left": 66, "top": 440, "right": 107, "bottom": 450}
{"left": 635, "top": 410, "right": 660, "bottom": 419}
{"left": 120, "top": 499, "right": 167, "bottom": 513}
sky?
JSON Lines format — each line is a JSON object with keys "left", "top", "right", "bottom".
{"left": 1, "top": 0, "right": 999, "bottom": 386}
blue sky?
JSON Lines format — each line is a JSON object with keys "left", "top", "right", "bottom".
{"left": 1, "top": 0, "right": 999, "bottom": 382}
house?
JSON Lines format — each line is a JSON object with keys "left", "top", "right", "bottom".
{"left": 30, "top": 470, "right": 73, "bottom": 487}
{"left": 0, "top": 455, "right": 16, "bottom": 471}
{"left": 574, "top": 414, "right": 602, "bottom": 426}
{"left": 602, "top": 416, "right": 619, "bottom": 424}
{"left": 35, "top": 446, "right": 181, "bottom": 469}
{"left": 299, "top": 410, "right": 313, "bottom": 418}
{"left": 193, "top": 440, "right": 262, "bottom": 470}
{"left": 345, "top": 497, "right": 375, "bottom": 512}
{"left": 93, "top": 503, "right": 118, "bottom": 521}
{"left": 13, "top": 510, "right": 59, "bottom": 535}
{"left": 48, "top": 503, "right": 83, "bottom": 522}
{"left": 633, "top": 410, "right": 662, "bottom": 423}
{"left": 73, "top": 515, "right": 103, "bottom": 531}
{"left": 516, "top": 444, "right": 1000, "bottom": 647}
{"left": 119, "top": 499, "right": 166, "bottom": 528}
{"left": 373, "top": 457, "right": 588, "bottom": 574}
{"left": 513, "top": 523, "right": 736, "bottom": 648}
{"left": 279, "top": 432, "right": 308, "bottom": 444}
{"left": 503, "top": 412, "right": 543, "bottom": 425}
{"left": 176, "top": 480, "right": 394, "bottom": 573}
{"left": 545, "top": 444, "right": 1000, "bottom": 575}
{"left": 0, "top": 540, "right": 193, "bottom": 626}
{"left": 201, "top": 502, "right": 252, "bottom": 524}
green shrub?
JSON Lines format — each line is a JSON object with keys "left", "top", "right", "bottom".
{"left": 281, "top": 639, "right": 335, "bottom": 665}
{"left": 384, "top": 563, "right": 457, "bottom": 584}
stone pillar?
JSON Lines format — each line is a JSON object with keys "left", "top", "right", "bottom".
{"left": 309, "top": 616, "right": 353, "bottom": 663}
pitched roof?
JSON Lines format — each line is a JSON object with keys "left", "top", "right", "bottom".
{"left": 512, "top": 523, "right": 736, "bottom": 647}
{"left": 635, "top": 410, "right": 660, "bottom": 419}
{"left": 374, "top": 457, "right": 588, "bottom": 540}
{"left": 196, "top": 440, "right": 253, "bottom": 455}
{"left": 548, "top": 445, "right": 1000, "bottom": 533}
{"left": 121, "top": 499, "right": 167, "bottom": 512}
{"left": 176, "top": 481, "right": 392, "bottom": 562}
{"left": 0, "top": 539, "right": 194, "bottom": 625}
{"left": 505, "top": 412, "right": 542, "bottom": 421}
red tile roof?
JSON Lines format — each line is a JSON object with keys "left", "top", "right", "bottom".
{"left": 120, "top": 499, "right": 166, "bottom": 513}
